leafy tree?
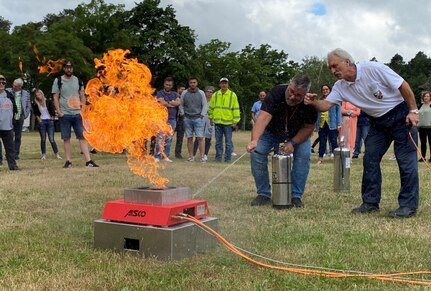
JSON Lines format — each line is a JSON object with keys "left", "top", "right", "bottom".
{"left": 72, "top": 0, "right": 131, "bottom": 55}
{"left": 233, "top": 44, "right": 295, "bottom": 128}
{"left": 194, "top": 39, "right": 232, "bottom": 86}
{"left": 0, "top": 16, "right": 12, "bottom": 32}
{"left": 387, "top": 53, "right": 405, "bottom": 76}
{"left": 404, "top": 52, "right": 431, "bottom": 100}
{"left": 124, "top": 0, "right": 196, "bottom": 88}
{"left": 298, "top": 56, "right": 336, "bottom": 93}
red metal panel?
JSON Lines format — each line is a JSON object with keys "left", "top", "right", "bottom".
{"left": 101, "top": 199, "right": 210, "bottom": 227}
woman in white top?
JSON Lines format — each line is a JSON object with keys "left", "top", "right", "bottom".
{"left": 32, "top": 89, "right": 62, "bottom": 160}
{"left": 418, "top": 90, "right": 431, "bottom": 162}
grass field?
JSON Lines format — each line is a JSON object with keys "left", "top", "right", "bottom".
{"left": 1, "top": 130, "right": 431, "bottom": 290}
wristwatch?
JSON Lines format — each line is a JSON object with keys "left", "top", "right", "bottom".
{"left": 409, "top": 109, "right": 419, "bottom": 114}
{"left": 289, "top": 139, "right": 298, "bottom": 147}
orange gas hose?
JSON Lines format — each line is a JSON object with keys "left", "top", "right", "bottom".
{"left": 174, "top": 214, "right": 431, "bottom": 286}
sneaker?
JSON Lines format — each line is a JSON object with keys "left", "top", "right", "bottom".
{"left": 201, "top": 157, "right": 206, "bottom": 163}
{"left": 9, "top": 165, "right": 19, "bottom": 171}
{"left": 175, "top": 154, "right": 183, "bottom": 159}
{"left": 55, "top": 153, "right": 62, "bottom": 160}
{"left": 231, "top": 152, "right": 237, "bottom": 156}
{"left": 388, "top": 207, "right": 416, "bottom": 218}
{"left": 63, "top": 161, "right": 72, "bottom": 168}
{"left": 90, "top": 148, "right": 97, "bottom": 154}
{"left": 250, "top": 195, "right": 271, "bottom": 206}
{"left": 187, "top": 157, "right": 194, "bottom": 162}
{"left": 203, "top": 154, "right": 208, "bottom": 161}
{"left": 330, "top": 153, "right": 334, "bottom": 158}
{"left": 86, "top": 160, "right": 99, "bottom": 168}
{"left": 352, "top": 155, "right": 359, "bottom": 159}
{"left": 291, "top": 197, "right": 304, "bottom": 208}
{"left": 351, "top": 203, "right": 379, "bottom": 214}
{"left": 164, "top": 157, "right": 173, "bottom": 162}
{"left": 154, "top": 157, "right": 160, "bottom": 162}
{"left": 41, "top": 154, "right": 46, "bottom": 160}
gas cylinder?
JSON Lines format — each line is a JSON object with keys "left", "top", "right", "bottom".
{"left": 333, "top": 137, "right": 350, "bottom": 192}
{"left": 272, "top": 153, "right": 293, "bottom": 208}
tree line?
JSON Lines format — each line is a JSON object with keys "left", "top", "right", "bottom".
{"left": 1, "top": 0, "right": 430, "bottom": 128}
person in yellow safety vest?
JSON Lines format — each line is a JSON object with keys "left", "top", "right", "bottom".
{"left": 208, "top": 77, "right": 241, "bottom": 162}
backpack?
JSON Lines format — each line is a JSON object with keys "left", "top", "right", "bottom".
{"left": 57, "top": 76, "right": 84, "bottom": 92}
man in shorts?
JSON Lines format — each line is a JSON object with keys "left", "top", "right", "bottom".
{"left": 178, "top": 77, "right": 207, "bottom": 162}
{"left": 52, "top": 60, "right": 98, "bottom": 168}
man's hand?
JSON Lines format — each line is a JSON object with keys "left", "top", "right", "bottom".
{"left": 406, "top": 112, "right": 419, "bottom": 127}
{"left": 282, "top": 142, "right": 294, "bottom": 154}
{"left": 304, "top": 93, "right": 318, "bottom": 105}
{"left": 246, "top": 140, "right": 258, "bottom": 152}
{"left": 58, "top": 111, "right": 64, "bottom": 118}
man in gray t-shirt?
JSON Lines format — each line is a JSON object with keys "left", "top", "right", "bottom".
{"left": 178, "top": 77, "right": 207, "bottom": 162}
{"left": 52, "top": 60, "right": 98, "bottom": 168}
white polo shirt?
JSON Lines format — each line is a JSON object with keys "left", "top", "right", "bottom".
{"left": 326, "top": 62, "right": 404, "bottom": 118}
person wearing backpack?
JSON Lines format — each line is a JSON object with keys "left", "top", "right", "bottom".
{"left": 52, "top": 60, "right": 98, "bottom": 168}
{"left": 0, "top": 74, "right": 19, "bottom": 170}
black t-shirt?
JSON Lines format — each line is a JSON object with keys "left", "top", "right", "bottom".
{"left": 261, "top": 84, "right": 317, "bottom": 137}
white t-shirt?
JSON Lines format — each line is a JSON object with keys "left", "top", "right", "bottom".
{"left": 326, "top": 62, "right": 404, "bottom": 118}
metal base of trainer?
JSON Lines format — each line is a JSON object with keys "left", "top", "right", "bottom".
{"left": 94, "top": 187, "right": 218, "bottom": 260}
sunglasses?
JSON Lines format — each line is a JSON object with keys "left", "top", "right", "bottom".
{"left": 0, "top": 81, "right": 6, "bottom": 85}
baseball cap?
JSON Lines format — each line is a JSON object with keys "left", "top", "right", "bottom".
{"left": 0, "top": 75, "right": 5, "bottom": 80}
{"left": 219, "top": 77, "right": 229, "bottom": 83}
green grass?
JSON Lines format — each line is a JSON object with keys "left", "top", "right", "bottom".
{"left": 1, "top": 131, "right": 431, "bottom": 290}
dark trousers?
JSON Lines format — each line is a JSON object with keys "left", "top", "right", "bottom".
{"left": 193, "top": 137, "right": 211, "bottom": 156}
{"left": 13, "top": 117, "right": 24, "bottom": 159}
{"left": 0, "top": 130, "right": 17, "bottom": 169}
{"left": 318, "top": 122, "right": 338, "bottom": 158}
{"left": 418, "top": 127, "right": 431, "bottom": 159}
{"left": 362, "top": 102, "right": 419, "bottom": 209}
{"left": 175, "top": 116, "right": 185, "bottom": 157}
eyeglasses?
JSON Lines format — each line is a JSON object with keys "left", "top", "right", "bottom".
{"left": 0, "top": 81, "right": 6, "bottom": 85}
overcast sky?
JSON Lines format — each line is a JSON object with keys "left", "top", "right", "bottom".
{"left": 3, "top": 0, "right": 431, "bottom": 64}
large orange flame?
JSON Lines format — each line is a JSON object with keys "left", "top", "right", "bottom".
{"left": 82, "top": 49, "right": 173, "bottom": 188}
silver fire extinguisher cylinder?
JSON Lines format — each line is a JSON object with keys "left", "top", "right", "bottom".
{"left": 272, "top": 153, "right": 293, "bottom": 208}
{"left": 333, "top": 143, "right": 350, "bottom": 192}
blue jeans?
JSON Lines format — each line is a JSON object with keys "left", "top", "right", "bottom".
{"left": 362, "top": 102, "right": 419, "bottom": 208}
{"left": 215, "top": 124, "right": 233, "bottom": 161}
{"left": 318, "top": 122, "right": 338, "bottom": 157}
{"left": 155, "top": 119, "right": 176, "bottom": 158}
{"left": 353, "top": 124, "right": 370, "bottom": 156}
{"left": 250, "top": 129, "right": 311, "bottom": 199}
{"left": 39, "top": 119, "right": 59, "bottom": 155}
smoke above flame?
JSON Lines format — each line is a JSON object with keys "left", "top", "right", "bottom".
{"left": 33, "top": 45, "right": 64, "bottom": 76}
{"left": 81, "top": 49, "right": 173, "bottom": 188}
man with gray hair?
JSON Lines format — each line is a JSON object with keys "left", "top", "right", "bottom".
{"left": 246, "top": 75, "right": 317, "bottom": 207}
{"left": 305, "top": 48, "right": 419, "bottom": 218}
{"left": 5, "top": 78, "right": 31, "bottom": 160}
